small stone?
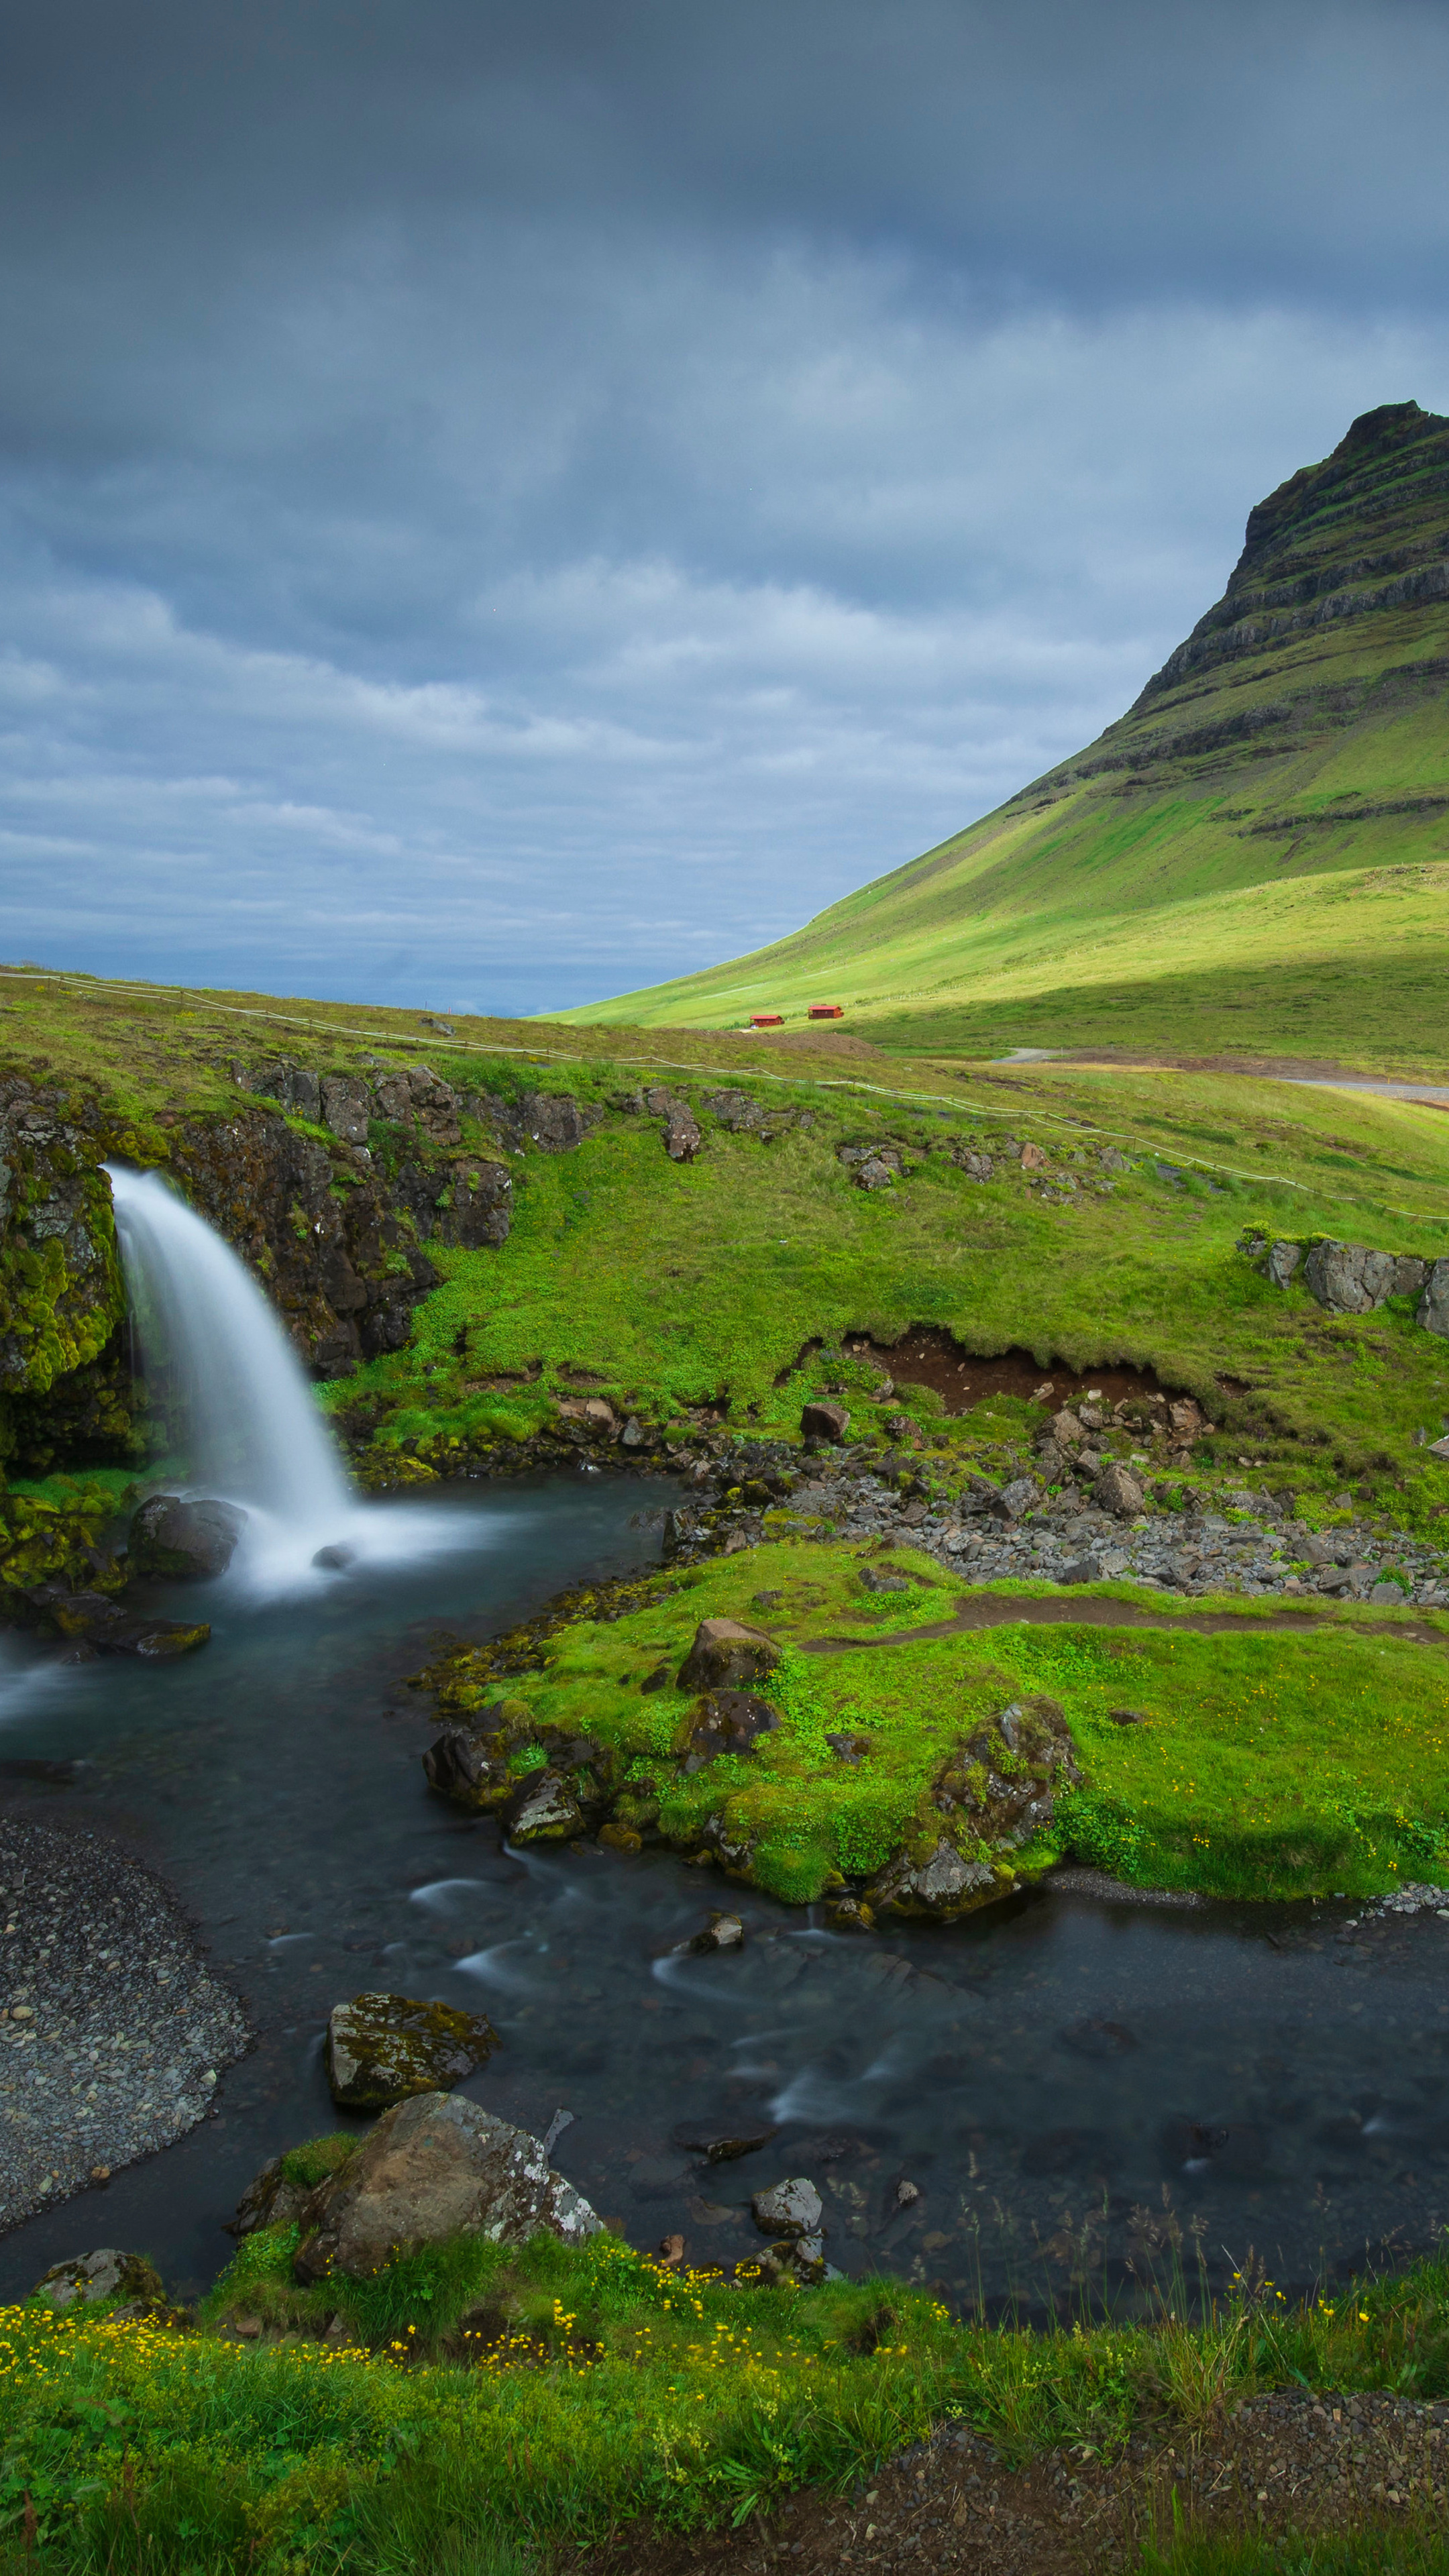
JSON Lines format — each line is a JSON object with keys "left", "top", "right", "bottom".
{"left": 894, "top": 2178, "right": 921, "bottom": 2208}
{"left": 824, "top": 1895, "right": 875, "bottom": 1932}
{"left": 688, "top": 1911, "right": 745, "bottom": 1955}
{"left": 751, "top": 2176, "right": 824, "bottom": 2239}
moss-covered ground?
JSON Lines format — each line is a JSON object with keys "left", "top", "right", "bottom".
{"left": 3, "top": 2216, "right": 1449, "bottom": 2573}
{"left": 413, "top": 1537, "right": 1449, "bottom": 1904}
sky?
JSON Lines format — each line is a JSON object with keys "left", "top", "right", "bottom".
{"left": 3, "top": 1, "right": 1448, "bottom": 1018}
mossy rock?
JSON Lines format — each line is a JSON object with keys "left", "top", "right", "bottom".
{"left": 325, "top": 1992, "right": 499, "bottom": 2111}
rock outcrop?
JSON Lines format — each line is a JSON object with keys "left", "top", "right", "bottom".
{"left": 291, "top": 2091, "right": 601, "bottom": 2282}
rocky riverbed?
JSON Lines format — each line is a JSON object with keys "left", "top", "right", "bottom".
{"left": 0, "top": 1816, "right": 250, "bottom": 2231}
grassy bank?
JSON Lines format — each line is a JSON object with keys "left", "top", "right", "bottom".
{"left": 2, "top": 2216, "right": 1448, "bottom": 2573}
{"left": 411, "top": 1536, "right": 1449, "bottom": 1904}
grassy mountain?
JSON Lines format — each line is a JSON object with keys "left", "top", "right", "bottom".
{"left": 563, "top": 402, "right": 1449, "bottom": 1068}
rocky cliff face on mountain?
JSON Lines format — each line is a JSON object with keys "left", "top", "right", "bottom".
{"left": 1038, "top": 400, "right": 1449, "bottom": 798}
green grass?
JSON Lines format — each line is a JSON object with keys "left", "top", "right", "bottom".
{"left": 5, "top": 2224, "right": 1449, "bottom": 2571}
{"left": 413, "top": 1536, "right": 1449, "bottom": 1903}
{"left": 323, "top": 1059, "right": 1449, "bottom": 1541}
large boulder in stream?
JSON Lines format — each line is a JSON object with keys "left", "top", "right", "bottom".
{"left": 325, "top": 1992, "right": 498, "bottom": 2110}
{"left": 129, "top": 1495, "right": 247, "bottom": 1579}
{"left": 292, "top": 2091, "right": 602, "bottom": 2283}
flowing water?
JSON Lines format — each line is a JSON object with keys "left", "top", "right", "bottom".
{"left": 1, "top": 1473, "right": 1446, "bottom": 2314}
{"left": 107, "top": 1166, "right": 478, "bottom": 1595}
{"left": 1, "top": 1182, "right": 1446, "bottom": 2312}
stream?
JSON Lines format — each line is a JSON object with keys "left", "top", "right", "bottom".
{"left": 1, "top": 1472, "right": 1448, "bottom": 2317}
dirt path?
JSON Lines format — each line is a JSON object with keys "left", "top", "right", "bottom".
{"left": 800, "top": 1589, "right": 1449, "bottom": 1653}
{"left": 580, "top": 2389, "right": 1448, "bottom": 2575}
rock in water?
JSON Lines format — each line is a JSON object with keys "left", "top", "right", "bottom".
{"left": 677, "top": 1616, "right": 782, "bottom": 1691}
{"left": 325, "top": 1992, "right": 498, "bottom": 2110}
{"left": 751, "top": 2176, "right": 823, "bottom": 2238}
{"left": 868, "top": 1839, "right": 999, "bottom": 1919}
{"left": 292, "top": 2091, "right": 601, "bottom": 2282}
{"left": 23, "top": 1582, "right": 210, "bottom": 1658}
{"left": 35, "top": 2249, "right": 165, "bottom": 2309}
{"left": 129, "top": 1494, "right": 248, "bottom": 1578}
{"left": 687, "top": 1909, "right": 745, "bottom": 1954}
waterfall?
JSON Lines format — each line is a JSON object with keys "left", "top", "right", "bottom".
{"left": 105, "top": 1165, "right": 475, "bottom": 1593}
{"left": 108, "top": 1166, "right": 350, "bottom": 1529}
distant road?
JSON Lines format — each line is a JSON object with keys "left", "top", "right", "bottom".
{"left": 998, "top": 1049, "right": 1449, "bottom": 1104}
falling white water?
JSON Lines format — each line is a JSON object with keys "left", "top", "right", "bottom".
{"left": 106, "top": 1165, "right": 486, "bottom": 1595}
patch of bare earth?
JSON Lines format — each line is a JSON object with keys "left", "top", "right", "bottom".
{"left": 580, "top": 2390, "right": 1449, "bottom": 2573}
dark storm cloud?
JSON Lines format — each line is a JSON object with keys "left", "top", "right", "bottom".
{"left": 1, "top": 1, "right": 1446, "bottom": 1009}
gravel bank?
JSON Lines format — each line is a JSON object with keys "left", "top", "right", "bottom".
{"left": 0, "top": 1816, "right": 250, "bottom": 2233}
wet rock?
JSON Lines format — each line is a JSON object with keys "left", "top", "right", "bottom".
{"left": 292, "top": 2091, "right": 601, "bottom": 2283}
{"left": 128, "top": 1494, "right": 247, "bottom": 1579}
{"left": 325, "top": 1991, "right": 498, "bottom": 2110}
{"left": 1419, "top": 1258, "right": 1449, "bottom": 1339}
{"left": 688, "top": 1909, "right": 745, "bottom": 1954}
{"left": 867, "top": 1838, "right": 1000, "bottom": 1921}
{"left": 678, "top": 1616, "right": 783, "bottom": 1691}
{"left": 313, "top": 1542, "right": 354, "bottom": 1571}
{"left": 23, "top": 1582, "right": 210, "bottom": 1659}
{"left": 824, "top": 1895, "right": 875, "bottom": 1931}
{"left": 681, "top": 1689, "right": 781, "bottom": 1770}
{"left": 894, "top": 2178, "right": 920, "bottom": 2208}
{"left": 800, "top": 1399, "right": 850, "bottom": 1443}
{"left": 506, "top": 1767, "right": 586, "bottom": 1841}
{"left": 35, "top": 2249, "right": 166, "bottom": 2310}
{"left": 673, "top": 2114, "right": 778, "bottom": 2163}
{"left": 751, "top": 2176, "right": 823, "bottom": 2239}
{"left": 421, "top": 1699, "right": 536, "bottom": 1811}
{"left": 1093, "top": 1461, "right": 1144, "bottom": 1517}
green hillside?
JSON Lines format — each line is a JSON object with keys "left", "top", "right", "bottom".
{"left": 563, "top": 401, "right": 1449, "bottom": 1068}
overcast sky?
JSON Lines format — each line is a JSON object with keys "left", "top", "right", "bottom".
{"left": 3, "top": 0, "right": 1447, "bottom": 1016}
